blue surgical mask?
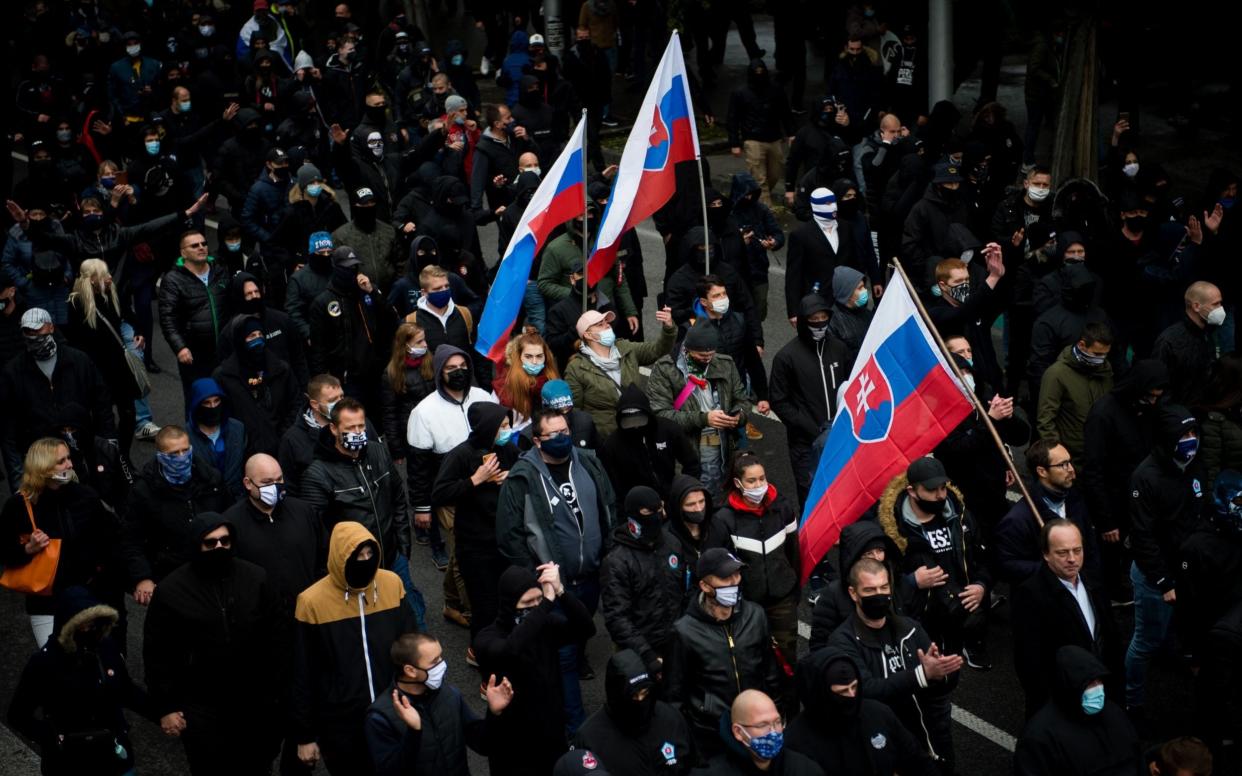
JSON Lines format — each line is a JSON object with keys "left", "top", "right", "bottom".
{"left": 427, "top": 289, "right": 452, "bottom": 308}
{"left": 225, "top": 240, "right": 242, "bottom": 252}
{"left": 145, "top": 140, "right": 160, "bottom": 156}
{"left": 744, "top": 730, "right": 783, "bottom": 760}
{"left": 306, "top": 182, "right": 323, "bottom": 197}
{"left": 1221, "top": 197, "right": 1236, "bottom": 210}
{"left": 179, "top": 101, "right": 192, "bottom": 113}
{"left": 1081, "top": 684, "right": 1105, "bottom": 715}
{"left": 82, "top": 213, "right": 103, "bottom": 228}
{"left": 855, "top": 289, "right": 870, "bottom": 308}
{"left": 451, "top": 54, "right": 464, "bottom": 66}
{"left": 341, "top": 430, "right": 368, "bottom": 452}
{"left": 100, "top": 176, "right": 116, "bottom": 189}
{"left": 521, "top": 361, "right": 545, "bottom": 376}
{"left": 596, "top": 328, "right": 616, "bottom": 347}
{"left": 245, "top": 336, "right": 266, "bottom": 352}
{"left": 539, "top": 432, "right": 573, "bottom": 459}
{"left": 495, "top": 428, "right": 515, "bottom": 447}
{"left": 157, "top": 450, "right": 193, "bottom": 485}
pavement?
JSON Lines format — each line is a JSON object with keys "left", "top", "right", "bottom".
{"left": 3, "top": 12, "right": 1241, "bottom": 776}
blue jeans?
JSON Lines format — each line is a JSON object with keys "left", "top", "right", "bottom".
{"left": 558, "top": 576, "right": 600, "bottom": 737}
{"left": 391, "top": 552, "right": 428, "bottom": 631}
{"left": 1124, "top": 561, "right": 1175, "bottom": 707}
{"left": 121, "top": 322, "right": 153, "bottom": 425}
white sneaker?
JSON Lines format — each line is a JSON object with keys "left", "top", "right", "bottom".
{"left": 480, "top": 56, "right": 491, "bottom": 76}
{"left": 134, "top": 422, "right": 161, "bottom": 441}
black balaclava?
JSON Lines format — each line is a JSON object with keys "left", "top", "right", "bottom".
{"left": 823, "top": 656, "right": 861, "bottom": 719}
{"left": 333, "top": 265, "right": 360, "bottom": 294}
{"left": 624, "top": 486, "right": 664, "bottom": 544}
{"left": 344, "top": 540, "right": 381, "bottom": 589}
{"left": 497, "top": 565, "right": 540, "bottom": 628}
{"left": 191, "top": 524, "right": 235, "bottom": 578}
{"left": 237, "top": 316, "right": 266, "bottom": 373}
{"left": 353, "top": 204, "right": 377, "bottom": 231}
{"left": 604, "top": 649, "right": 657, "bottom": 733}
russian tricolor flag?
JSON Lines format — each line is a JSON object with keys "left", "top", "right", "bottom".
{"left": 475, "top": 117, "right": 588, "bottom": 363}
{"left": 798, "top": 270, "right": 974, "bottom": 581}
{"left": 587, "top": 32, "right": 699, "bottom": 286}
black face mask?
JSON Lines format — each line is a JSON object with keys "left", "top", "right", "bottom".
{"left": 520, "top": 90, "right": 542, "bottom": 107}
{"left": 1124, "top": 215, "right": 1147, "bottom": 233}
{"left": 915, "top": 496, "right": 946, "bottom": 516}
{"left": 627, "top": 511, "right": 663, "bottom": 543}
{"left": 858, "top": 592, "right": 891, "bottom": 620}
{"left": 609, "top": 689, "right": 656, "bottom": 732}
{"left": 75, "top": 623, "right": 108, "bottom": 652}
{"left": 344, "top": 549, "right": 380, "bottom": 589}
{"left": 827, "top": 687, "right": 862, "bottom": 719}
{"left": 444, "top": 369, "right": 472, "bottom": 391}
{"left": 197, "top": 403, "right": 223, "bottom": 426}
{"left": 309, "top": 252, "right": 332, "bottom": 273}
{"left": 938, "top": 185, "right": 960, "bottom": 203}
{"left": 353, "top": 206, "right": 377, "bottom": 231}
{"left": 241, "top": 296, "right": 264, "bottom": 315}
{"left": 681, "top": 508, "right": 707, "bottom": 524}
{"left": 707, "top": 206, "right": 728, "bottom": 229}
{"left": 365, "top": 105, "right": 387, "bottom": 123}
{"left": 837, "top": 198, "right": 859, "bottom": 219}
{"left": 192, "top": 546, "right": 234, "bottom": 578}
{"left": 332, "top": 265, "right": 360, "bottom": 291}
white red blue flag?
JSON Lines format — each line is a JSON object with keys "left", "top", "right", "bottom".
{"left": 587, "top": 32, "right": 699, "bottom": 286}
{"left": 475, "top": 116, "right": 588, "bottom": 362}
{"left": 798, "top": 270, "right": 974, "bottom": 581}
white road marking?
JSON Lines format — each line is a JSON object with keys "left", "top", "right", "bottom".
{"left": 797, "top": 621, "right": 1018, "bottom": 753}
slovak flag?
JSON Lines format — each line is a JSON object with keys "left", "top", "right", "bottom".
{"left": 475, "top": 116, "right": 588, "bottom": 363}
{"left": 587, "top": 32, "right": 699, "bottom": 286}
{"left": 798, "top": 270, "right": 974, "bottom": 582}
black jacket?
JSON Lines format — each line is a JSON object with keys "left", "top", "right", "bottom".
{"left": 474, "top": 572, "right": 596, "bottom": 776}
{"left": 142, "top": 514, "right": 281, "bottom": 717}
{"left": 785, "top": 647, "right": 936, "bottom": 776}
{"left": 995, "top": 484, "right": 1102, "bottom": 587}
{"left": 1129, "top": 404, "right": 1208, "bottom": 593}
{"left": 926, "top": 277, "right": 1005, "bottom": 392}
{"left": 430, "top": 402, "right": 521, "bottom": 551}
{"left": 599, "top": 384, "right": 702, "bottom": 512}
{"left": 469, "top": 130, "right": 534, "bottom": 213}
{"left": 301, "top": 426, "right": 410, "bottom": 567}
{"left": 224, "top": 495, "right": 325, "bottom": 616}
{"left": 1013, "top": 564, "right": 1123, "bottom": 719}
{"left": 157, "top": 259, "right": 230, "bottom": 361}
{"left": 120, "top": 457, "right": 229, "bottom": 586}
{"left": 211, "top": 348, "right": 300, "bottom": 457}
{"left": 307, "top": 275, "right": 395, "bottom": 380}
{"left": 1152, "top": 315, "right": 1217, "bottom": 406}
{"left": 706, "top": 488, "right": 801, "bottom": 606}
{"left": 1028, "top": 266, "right": 1113, "bottom": 391}
{"left": 216, "top": 273, "right": 310, "bottom": 386}
{"left": 809, "top": 520, "right": 909, "bottom": 651}
{"left": 726, "top": 60, "right": 795, "bottom": 145}
{"left": 1081, "top": 360, "right": 1168, "bottom": 534}
{"left": 827, "top": 612, "right": 956, "bottom": 765}
{"left": 785, "top": 221, "right": 853, "bottom": 317}
{"left": 1013, "top": 647, "right": 1144, "bottom": 776}
{"left": 665, "top": 228, "right": 762, "bottom": 347}
{"left": 278, "top": 414, "right": 323, "bottom": 496}
{"left": 0, "top": 345, "right": 116, "bottom": 490}
{"left": 666, "top": 597, "right": 780, "bottom": 734}
{"left": 600, "top": 520, "right": 691, "bottom": 670}
{"left": 692, "top": 716, "right": 824, "bottom": 776}
{"left": 770, "top": 296, "right": 851, "bottom": 445}
{"left": 572, "top": 650, "right": 696, "bottom": 776}
{"left": 901, "top": 183, "right": 970, "bottom": 285}
{"left": 65, "top": 295, "right": 142, "bottom": 403}
{"left": 365, "top": 682, "right": 498, "bottom": 776}
{"left": 380, "top": 360, "right": 435, "bottom": 459}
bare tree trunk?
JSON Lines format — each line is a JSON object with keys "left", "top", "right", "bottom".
{"left": 1052, "top": 13, "right": 1098, "bottom": 183}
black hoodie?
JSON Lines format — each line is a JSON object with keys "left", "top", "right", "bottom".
{"left": 217, "top": 271, "right": 309, "bottom": 385}
{"left": 142, "top": 513, "right": 280, "bottom": 717}
{"left": 770, "top": 295, "right": 851, "bottom": 445}
{"left": 1028, "top": 262, "right": 1112, "bottom": 390}
{"left": 1129, "top": 403, "right": 1207, "bottom": 593}
{"left": 599, "top": 384, "right": 702, "bottom": 512}
{"left": 573, "top": 649, "right": 696, "bottom": 775}
{"left": 786, "top": 647, "right": 936, "bottom": 776}
{"left": 727, "top": 58, "right": 794, "bottom": 145}
{"left": 211, "top": 315, "right": 300, "bottom": 456}
{"left": 809, "top": 520, "right": 909, "bottom": 651}
{"left": 416, "top": 175, "right": 483, "bottom": 268}
{"left": 667, "top": 474, "right": 711, "bottom": 573}
{"left": 1081, "top": 359, "right": 1170, "bottom": 533}
{"left": 1013, "top": 646, "right": 1143, "bottom": 776}
{"left": 664, "top": 225, "right": 763, "bottom": 346}
{"left": 431, "top": 401, "right": 520, "bottom": 550}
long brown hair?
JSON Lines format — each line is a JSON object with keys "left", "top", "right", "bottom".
{"left": 386, "top": 322, "right": 433, "bottom": 393}
{"left": 502, "top": 328, "right": 559, "bottom": 419}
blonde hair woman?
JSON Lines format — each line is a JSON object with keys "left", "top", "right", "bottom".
{"left": 1, "top": 437, "right": 111, "bottom": 647}
{"left": 67, "top": 259, "right": 150, "bottom": 454}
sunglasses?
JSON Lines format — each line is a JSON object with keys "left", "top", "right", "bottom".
{"left": 201, "top": 536, "right": 232, "bottom": 549}
{"left": 186, "top": 241, "right": 208, "bottom": 249}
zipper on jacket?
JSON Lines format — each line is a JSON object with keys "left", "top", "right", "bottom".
{"left": 725, "top": 624, "right": 742, "bottom": 692}
{"left": 356, "top": 458, "right": 386, "bottom": 564}
{"left": 898, "top": 628, "right": 939, "bottom": 759}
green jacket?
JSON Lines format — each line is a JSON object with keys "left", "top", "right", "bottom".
{"left": 1201, "top": 410, "right": 1242, "bottom": 491}
{"left": 1037, "top": 346, "right": 1113, "bottom": 460}
{"left": 536, "top": 232, "right": 637, "bottom": 317}
{"left": 564, "top": 324, "right": 676, "bottom": 437}
{"left": 646, "top": 351, "right": 749, "bottom": 463}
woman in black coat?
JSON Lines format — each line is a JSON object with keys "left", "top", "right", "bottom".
{"left": 65, "top": 259, "right": 144, "bottom": 457}
{"left": 379, "top": 322, "right": 436, "bottom": 463}
{"left": 0, "top": 437, "right": 118, "bottom": 649}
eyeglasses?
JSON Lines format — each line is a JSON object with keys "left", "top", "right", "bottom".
{"left": 1047, "top": 459, "right": 1074, "bottom": 471}
{"left": 201, "top": 535, "right": 232, "bottom": 549}
{"left": 738, "top": 719, "right": 784, "bottom": 735}
{"left": 539, "top": 429, "right": 570, "bottom": 440}
{"left": 186, "top": 241, "right": 208, "bottom": 249}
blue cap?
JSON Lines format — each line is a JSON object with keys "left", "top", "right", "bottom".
{"left": 308, "top": 231, "right": 334, "bottom": 254}
{"left": 541, "top": 379, "right": 573, "bottom": 410}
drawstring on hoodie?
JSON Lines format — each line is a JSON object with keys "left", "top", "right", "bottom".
{"left": 346, "top": 583, "right": 380, "bottom": 703}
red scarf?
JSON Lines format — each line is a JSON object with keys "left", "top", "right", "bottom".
{"left": 727, "top": 485, "right": 777, "bottom": 515}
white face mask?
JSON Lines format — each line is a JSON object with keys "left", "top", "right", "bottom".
{"left": 522, "top": 167, "right": 541, "bottom": 178}
{"left": 1206, "top": 306, "right": 1227, "bottom": 327}
{"left": 1122, "top": 162, "right": 1140, "bottom": 178}
{"left": 51, "top": 470, "right": 73, "bottom": 483}
{"left": 258, "top": 483, "right": 284, "bottom": 507}
{"left": 963, "top": 373, "right": 976, "bottom": 393}
{"left": 126, "top": 44, "right": 142, "bottom": 57}
{"left": 424, "top": 660, "right": 448, "bottom": 690}
{"left": 739, "top": 483, "right": 768, "bottom": 503}
{"left": 710, "top": 297, "right": 730, "bottom": 315}
{"left": 1026, "top": 185, "right": 1050, "bottom": 202}
{"left": 712, "top": 584, "right": 740, "bottom": 607}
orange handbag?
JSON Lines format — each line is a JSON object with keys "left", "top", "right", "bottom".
{"left": 0, "top": 495, "right": 61, "bottom": 596}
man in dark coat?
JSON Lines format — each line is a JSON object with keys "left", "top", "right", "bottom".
{"left": 690, "top": 690, "right": 824, "bottom": 776}
{"left": 925, "top": 245, "right": 1007, "bottom": 393}
{"left": 784, "top": 189, "right": 855, "bottom": 321}
{"left": 1013, "top": 646, "right": 1144, "bottom": 775}
{"left": 726, "top": 59, "right": 796, "bottom": 207}
{"left": 599, "top": 386, "right": 701, "bottom": 513}
{"left": 572, "top": 649, "right": 695, "bottom": 775}
{"left": 474, "top": 564, "right": 596, "bottom": 776}
{"left": 142, "top": 514, "right": 282, "bottom": 774}
{"left": 599, "top": 487, "right": 690, "bottom": 676}
{"left": 211, "top": 316, "right": 300, "bottom": 456}
{"left": 786, "top": 647, "right": 937, "bottom": 776}
{"left": 1151, "top": 281, "right": 1224, "bottom": 406}
{"left": 158, "top": 230, "right": 232, "bottom": 409}
{"left": 901, "top": 163, "right": 971, "bottom": 286}
{"left": 808, "top": 520, "right": 909, "bottom": 651}
{"left": 664, "top": 224, "right": 761, "bottom": 347}
{"left": 217, "top": 271, "right": 309, "bottom": 387}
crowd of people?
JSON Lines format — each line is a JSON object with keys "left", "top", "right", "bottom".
{"left": 0, "top": 1, "right": 1238, "bottom": 775}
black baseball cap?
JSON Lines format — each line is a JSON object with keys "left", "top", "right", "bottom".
{"left": 331, "top": 246, "right": 360, "bottom": 268}
{"left": 907, "top": 457, "right": 949, "bottom": 489}
{"left": 697, "top": 548, "right": 745, "bottom": 580}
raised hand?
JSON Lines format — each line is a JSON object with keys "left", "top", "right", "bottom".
{"left": 392, "top": 689, "right": 422, "bottom": 730}
{"left": 485, "top": 674, "right": 515, "bottom": 714}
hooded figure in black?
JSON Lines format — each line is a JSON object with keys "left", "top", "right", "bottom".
{"left": 599, "top": 487, "right": 691, "bottom": 675}
{"left": 770, "top": 294, "right": 851, "bottom": 507}
{"left": 512, "top": 74, "right": 560, "bottom": 165}
{"left": 664, "top": 225, "right": 762, "bottom": 346}
{"left": 1013, "top": 646, "right": 1143, "bottom": 776}
{"left": 431, "top": 402, "right": 520, "bottom": 638}
{"left": 215, "top": 107, "right": 273, "bottom": 212}
{"left": 809, "top": 521, "right": 910, "bottom": 651}
{"left": 1028, "top": 261, "right": 1114, "bottom": 392}
{"left": 473, "top": 565, "right": 596, "bottom": 776}
{"left": 8, "top": 587, "right": 153, "bottom": 776}
{"left": 142, "top": 513, "right": 282, "bottom": 775}
{"left": 212, "top": 315, "right": 300, "bottom": 456}
{"left": 599, "top": 385, "right": 702, "bottom": 513}
{"left": 417, "top": 176, "right": 482, "bottom": 265}
{"left": 785, "top": 648, "right": 936, "bottom": 776}
{"left": 572, "top": 649, "right": 696, "bottom": 775}
{"left": 667, "top": 474, "right": 712, "bottom": 578}
{"left": 217, "top": 270, "right": 309, "bottom": 386}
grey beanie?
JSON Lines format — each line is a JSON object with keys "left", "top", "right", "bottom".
{"left": 445, "top": 94, "right": 468, "bottom": 113}
{"left": 296, "top": 163, "right": 323, "bottom": 189}
{"left": 831, "top": 265, "right": 865, "bottom": 306}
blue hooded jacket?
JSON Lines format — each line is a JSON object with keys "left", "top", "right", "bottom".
{"left": 187, "top": 377, "right": 248, "bottom": 500}
{"left": 499, "top": 31, "right": 531, "bottom": 105}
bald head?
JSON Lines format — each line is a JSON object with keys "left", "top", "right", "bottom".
{"left": 880, "top": 113, "right": 901, "bottom": 131}
{"left": 730, "top": 689, "right": 781, "bottom": 753}
{"left": 518, "top": 152, "right": 540, "bottom": 173}
{"left": 1186, "top": 281, "right": 1221, "bottom": 307}
{"left": 243, "top": 454, "right": 284, "bottom": 509}
{"left": 1185, "top": 280, "right": 1224, "bottom": 327}
{"left": 245, "top": 453, "right": 281, "bottom": 481}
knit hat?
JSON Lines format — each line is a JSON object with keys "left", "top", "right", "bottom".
{"left": 541, "top": 379, "right": 574, "bottom": 410}
{"left": 683, "top": 321, "right": 719, "bottom": 352}
{"left": 445, "top": 95, "right": 468, "bottom": 113}
{"left": 296, "top": 163, "right": 323, "bottom": 189}
{"left": 824, "top": 656, "right": 858, "bottom": 686}
{"left": 308, "top": 231, "right": 334, "bottom": 254}
{"left": 810, "top": 188, "right": 837, "bottom": 224}
{"left": 831, "top": 266, "right": 865, "bottom": 306}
